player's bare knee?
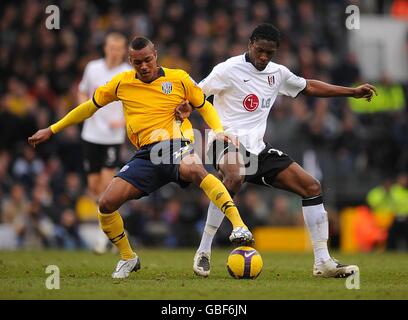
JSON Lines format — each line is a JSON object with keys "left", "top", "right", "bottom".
{"left": 190, "top": 164, "right": 208, "bottom": 185}
{"left": 223, "top": 173, "right": 243, "bottom": 194}
{"left": 98, "top": 196, "right": 117, "bottom": 214}
{"left": 305, "top": 179, "right": 322, "bottom": 197}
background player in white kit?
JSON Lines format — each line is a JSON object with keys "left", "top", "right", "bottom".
{"left": 78, "top": 32, "right": 131, "bottom": 253}
{"left": 184, "top": 24, "right": 377, "bottom": 278}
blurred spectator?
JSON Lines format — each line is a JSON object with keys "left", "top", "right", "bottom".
{"left": 57, "top": 172, "right": 83, "bottom": 209}
{"left": 267, "top": 194, "right": 297, "bottom": 226}
{"left": 1, "top": 184, "right": 30, "bottom": 227}
{"left": 387, "top": 173, "right": 408, "bottom": 251}
{"left": 55, "top": 208, "right": 86, "bottom": 249}
{"left": 367, "top": 178, "right": 394, "bottom": 213}
{"left": 331, "top": 53, "right": 361, "bottom": 86}
{"left": 12, "top": 145, "right": 44, "bottom": 188}
{"left": 0, "top": 150, "right": 13, "bottom": 196}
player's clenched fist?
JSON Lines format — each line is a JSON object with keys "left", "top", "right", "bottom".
{"left": 215, "top": 132, "right": 240, "bottom": 149}
{"left": 175, "top": 100, "right": 193, "bottom": 122}
{"left": 28, "top": 127, "right": 53, "bottom": 148}
{"left": 353, "top": 83, "right": 378, "bottom": 101}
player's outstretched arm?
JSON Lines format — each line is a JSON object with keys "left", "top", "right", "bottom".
{"left": 303, "top": 80, "right": 378, "bottom": 101}
{"left": 28, "top": 99, "right": 99, "bottom": 147}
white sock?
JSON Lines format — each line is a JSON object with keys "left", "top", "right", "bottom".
{"left": 197, "top": 201, "right": 225, "bottom": 254}
{"left": 302, "top": 197, "right": 331, "bottom": 265}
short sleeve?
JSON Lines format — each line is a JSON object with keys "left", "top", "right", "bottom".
{"left": 180, "top": 71, "right": 206, "bottom": 108}
{"left": 278, "top": 66, "right": 307, "bottom": 98}
{"left": 78, "top": 63, "right": 91, "bottom": 94}
{"left": 93, "top": 72, "right": 123, "bottom": 107}
{"left": 198, "top": 62, "right": 230, "bottom": 96}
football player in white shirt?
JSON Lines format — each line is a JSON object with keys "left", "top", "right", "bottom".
{"left": 183, "top": 23, "right": 377, "bottom": 278}
{"left": 78, "top": 32, "right": 131, "bottom": 253}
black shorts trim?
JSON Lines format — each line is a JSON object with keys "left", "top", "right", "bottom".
{"left": 244, "top": 145, "right": 294, "bottom": 186}
{"left": 207, "top": 139, "right": 242, "bottom": 171}
{"left": 82, "top": 141, "right": 121, "bottom": 174}
{"left": 208, "top": 140, "right": 294, "bottom": 186}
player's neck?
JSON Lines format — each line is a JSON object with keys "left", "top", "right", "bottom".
{"left": 136, "top": 67, "right": 162, "bottom": 83}
{"left": 245, "top": 52, "right": 256, "bottom": 69}
{"left": 245, "top": 52, "right": 266, "bottom": 71}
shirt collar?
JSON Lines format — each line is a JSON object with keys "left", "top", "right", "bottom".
{"left": 158, "top": 67, "right": 165, "bottom": 77}
{"left": 135, "top": 67, "right": 166, "bottom": 82}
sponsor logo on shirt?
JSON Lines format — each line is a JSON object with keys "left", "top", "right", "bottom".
{"left": 243, "top": 94, "right": 259, "bottom": 112}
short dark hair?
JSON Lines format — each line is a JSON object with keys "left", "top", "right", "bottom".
{"left": 129, "top": 36, "right": 153, "bottom": 50}
{"left": 250, "top": 23, "right": 280, "bottom": 46}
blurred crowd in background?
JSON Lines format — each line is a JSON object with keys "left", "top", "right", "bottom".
{"left": 0, "top": 0, "right": 407, "bottom": 251}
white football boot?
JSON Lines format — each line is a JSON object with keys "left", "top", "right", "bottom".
{"left": 193, "top": 252, "right": 211, "bottom": 277}
{"left": 229, "top": 226, "right": 254, "bottom": 246}
{"left": 112, "top": 256, "right": 141, "bottom": 279}
{"left": 313, "top": 258, "right": 359, "bottom": 278}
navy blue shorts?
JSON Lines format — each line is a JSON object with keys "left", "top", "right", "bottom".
{"left": 116, "top": 139, "right": 194, "bottom": 196}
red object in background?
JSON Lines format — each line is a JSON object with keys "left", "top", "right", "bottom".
{"left": 354, "top": 206, "right": 388, "bottom": 252}
{"left": 391, "top": 0, "right": 408, "bottom": 20}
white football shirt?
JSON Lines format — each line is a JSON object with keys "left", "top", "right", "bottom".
{"left": 199, "top": 53, "right": 306, "bottom": 155}
{"left": 79, "top": 58, "right": 131, "bottom": 145}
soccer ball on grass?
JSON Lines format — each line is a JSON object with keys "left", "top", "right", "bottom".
{"left": 227, "top": 246, "right": 263, "bottom": 279}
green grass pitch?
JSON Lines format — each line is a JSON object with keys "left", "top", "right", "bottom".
{"left": 0, "top": 249, "right": 407, "bottom": 300}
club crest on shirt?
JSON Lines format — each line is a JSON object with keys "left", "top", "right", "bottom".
{"left": 161, "top": 82, "right": 173, "bottom": 94}
{"left": 268, "top": 75, "right": 275, "bottom": 87}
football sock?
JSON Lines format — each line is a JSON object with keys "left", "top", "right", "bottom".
{"left": 302, "top": 195, "right": 331, "bottom": 265}
{"left": 199, "top": 174, "right": 246, "bottom": 229}
{"left": 197, "top": 201, "right": 225, "bottom": 253}
{"left": 98, "top": 211, "right": 136, "bottom": 260}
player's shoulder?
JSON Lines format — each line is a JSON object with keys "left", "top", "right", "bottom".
{"left": 162, "top": 67, "right": 189, "bottom": 79}
{"left": 226, "top": 54, "right": 245, "bottom": 65}
{"left": 268, "top": 61, "right": 292, "bottom": 74}
{"left": 214, "top": 54, "right": 244, "bottom": 72}
{"left": 161, "top": 67, "right": 199, "bottom": 84}
{"left": 116, "top": 69, "right": 136, "bottom": 80}
{"left": 210, "top": 54, "right": 254, "bottom": 79}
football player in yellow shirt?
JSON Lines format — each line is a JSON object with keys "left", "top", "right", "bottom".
{"left": 28, "top": 36, "right": 253, "bottom": 279}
